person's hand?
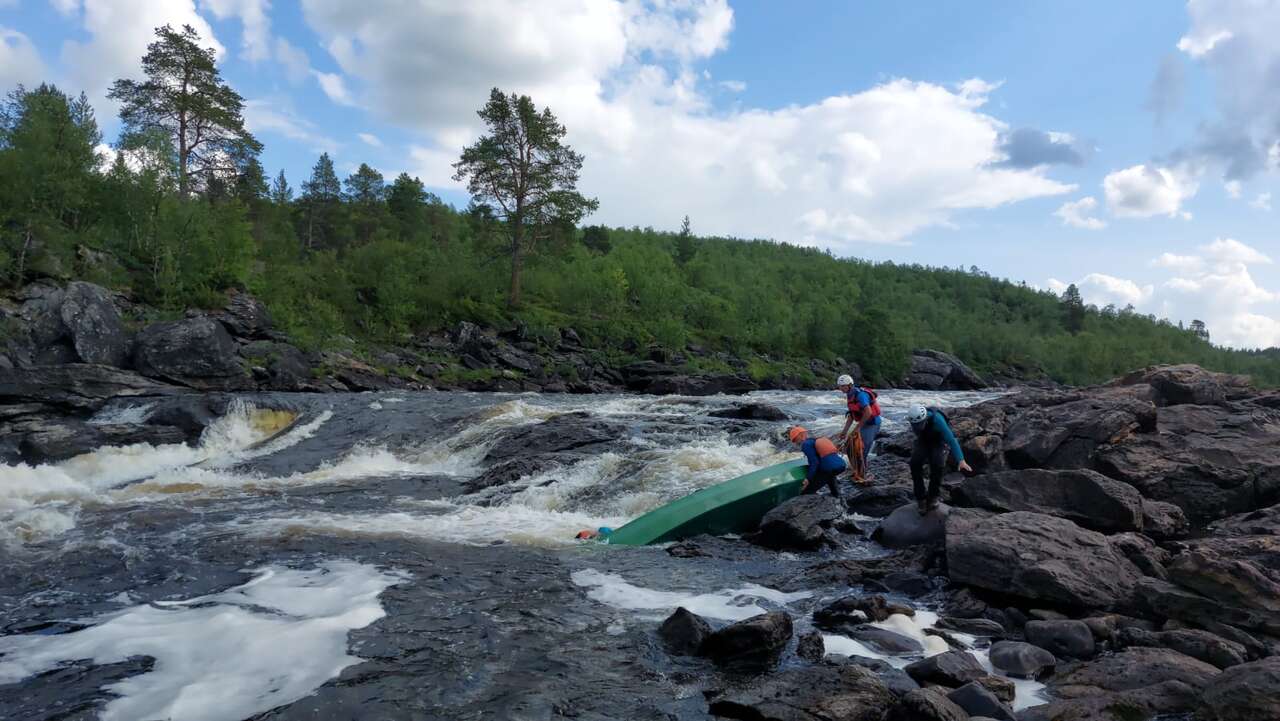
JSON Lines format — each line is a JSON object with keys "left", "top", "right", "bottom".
{"left": 801, "top": 480, "right": 809, "bottom": 491}
{"left": 958, "top": 460, "right": 973, "bottom": 474}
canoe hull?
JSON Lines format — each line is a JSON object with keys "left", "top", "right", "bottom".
{"left": 606, "top": 459, "right": 808, "bottom": 545}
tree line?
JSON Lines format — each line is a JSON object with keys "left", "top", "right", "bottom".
{"left": 1, "top": 24, "right": 1276, "bottom": 387}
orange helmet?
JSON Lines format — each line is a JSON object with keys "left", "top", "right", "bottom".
{"left": 788, "top": 426, "right": 807, "bottom": 443}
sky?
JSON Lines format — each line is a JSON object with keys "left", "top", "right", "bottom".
{"left": 1, "top": 0, "right": 1278, "bottom": 349}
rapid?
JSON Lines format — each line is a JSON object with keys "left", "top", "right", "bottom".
{"left": 0, "top": 388, "right": 1037, "bottom": 720}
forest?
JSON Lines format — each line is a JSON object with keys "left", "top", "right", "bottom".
{"left": 2, "top": 25, "right": 1277, "bottom": 388}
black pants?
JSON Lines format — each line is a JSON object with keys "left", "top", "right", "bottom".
{"left": 803, "top": 469, "right": 841, "bottom": 498}
{"left": 909, "top": 438, "right": 947, "bottom": 501}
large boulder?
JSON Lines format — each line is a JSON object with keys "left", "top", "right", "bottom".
{"left": 988, "top": 640, "right": 1056, "bottom": 678}
{"left": 945, "top": 511, "right": 1143, "bottom": 610}
{"left": 1138, "top": 577, "right": 1280, "bottom": 638}
{"left": 1114, "top": 627, "right": 1247, "bottom": 670}
{"left": 904, "top": 650, "right": 986, "bottom": 687}
{"left": 240, "top": 340, "right": 311, "bottom": 391}
{"left": 947, "top": 681, "right": 1016, "bottom": 721}
{"left": 842, "top": 626, "right": 924, "bottom": 655}
{"left": 709, "top": 403, "right": 788, "bottom": 421}
{"left": 0, "top": 364, "right": 178, "bottom": 411}
{"left": 1019, "top": 680, "right": 1201, "bottom": 721}
{"left": 484, "top": 412, "right": 624, "bottom": 463}
{"left": 133, "top": 317, "right": 249, "bottom": 390}
{"left": 753, "top": 494, "right": 843, "bottom": 550}
{"left": 873, "top": 503, "right": 949, "bottom": 548}
{"left": 1024, "top": 620, "right": 1096, "bottom": 660}
{"left": 59, "top": 281, "right": 129, "bottom": 367}
{"left": 216, "top": 291, "right": 273, "bottom": 338}
{"left": 657, "top": 607, "right": 710, "bottom": 656}
{"left": 15, "top": 417, "right": 188, "bottom": 463}
{"left": 707, "top": 663, "right": 893, "bottom": 721}
{"left": 1048, "top": 647, "right": 1220, "bottom": 698}
{"left": 1114, "top": 364, "right": 1251, "bottom": 407}
{"left": 952, "top": 469, "right": 1143, "bottom": 533}
{"left": 903, "top": 349, "right": 987, "bottom": 391}
{"left": 846, "top": 486, "right": 915, "bottom": 518}
{"left": 699, "top": 611, "right": 793, "bottom": 666}
{"left": 814, "top": 595, "right": 914, "bottom": 629}
{"left": 1199, "top": 656, "right": 1280, "bottom": 721}
{"left": 885, "top": 688, "right": 968, "bottom": 721}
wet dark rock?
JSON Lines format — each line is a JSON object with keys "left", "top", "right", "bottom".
{"left": 904, "top": 650, "right": 986, "bottom": 687}
{"left": 1049, "top": 647, "right": 1219, "bottom": 698}
{"left": 885, "top": 687, "right": 969, "bottom": 721}
{"left": 707, "top": 663, "right": 893, "bottom": 721}
{"left": 1114, "top": 627, "right": 1247, "bottom": 669}
{"left": 844, "top": 625, "right": 924, "bottom": 655}
{"left": 936, "top": 617, "right": 1006, "bottom": 638}
{"left": 1018, "top": 680, "right": 1200, "bottom": 721}
{"left": 1167, "top": 546, "right": 1280, "bottom": 620}
{"left": 16, "top": 418, "right": 189, "bottom": 463}
{"left": 903, "top": 349, "right": 987, "bottom": 391}
{"left": 0, "top": 364, "right": 178, "bottom": 411}
{"left": 657, "top": 607, "right": 710, "bottom": 656}
{"left": 872, "top": 502, "right": 949, "bottom": 548}
{"left": 947, "top": 681, "right": 1015, "bottom": 721}
{"left": 465, "top": 456, "right": 565, "bottom": 493}
{"left": 815, "top": 595, "right": 914, "bottom": 629}
{"left": 951, "top": 468, "right": 1143, "bottom": 533}
{"left": 975, "top": 675, "right": 1015, "bottom": 704}
{"left": 141, "top": 394, "right": 233, "bottom": 439}
{"left": 133, "top": 317, "right": 249, "bottom": 390}
{"left": 831, "top": 656, "right": 920, "bottom": 697}
{"left": 708, "top": 403, "right": 788, "bottom": 421}
{"left": 797, "top": 630, "right": 824, "bottom": 663}
{"left": 752, "top": 494, "right": 843, "bottom": 550}
{"left": 700, "top": 611, "right": 793, "bottom": 666}
{"left": 1107, "top": 532, "right": 1169, "bottom": 579}
{"left": 1137, "top": 577, "right": 1280, "bottom": 638}
{"left": 988, "top": 641, "right": 1056, "bottom": 678}
{"left": 865, "top": 570, "right": 936, "bottom": 597}
{"left": 945, "top": 510, "right": 1143, "bottom": 610}
{"left": 59, "top": 281, "right": 129, "bottom": 367}
{"left": 484, "top": 412, "right": 624, "bottom": 463}
{"left": 845, "top": 485, "right": 914, "bottom": 518}
{"left": 1141, "top": 499, "right": 1190, "bottom": 540}
{"left": 1024, "top": 620, "right": 1096, "bottom": 660}
{"left": 942, "top": 588, "right": 989, "bottom": 619}
{"left": 1199, "top": 656, "right": 1280, "bottom": 721}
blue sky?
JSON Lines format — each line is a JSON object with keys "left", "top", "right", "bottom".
{"left": 2, "top": 0, "right": 1278, "bottom": 348}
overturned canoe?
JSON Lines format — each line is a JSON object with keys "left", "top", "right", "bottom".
{"left": 605, "top": 459, "right": 808, "bottom": 545}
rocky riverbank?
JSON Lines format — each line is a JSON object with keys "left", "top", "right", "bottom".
{"left": 588, "top": 363, "right": 1279, "bottom": 720}
{"left": 0, "top": 280, "right": 993, "bottom": 464}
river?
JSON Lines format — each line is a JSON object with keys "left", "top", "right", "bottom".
{"left": 0, "top": 388, "right": 1040, "bottom": 720}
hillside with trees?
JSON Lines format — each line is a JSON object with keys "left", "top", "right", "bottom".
{"left": 2, "top": 25, "right": 1277, "bottom": 388}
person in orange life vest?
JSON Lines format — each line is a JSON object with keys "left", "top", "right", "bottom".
{"left": 836, "top": 374, "right": 881, "bottom": 483}
{"left": 788, "top": 426, "right": 846, "bottom": 499}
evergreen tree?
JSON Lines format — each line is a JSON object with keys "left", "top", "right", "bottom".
{"left": 234, "top": 157, "right": 268, "bottom": 205}
{"left": 387, "top": 172, "right": 427, "bottom": 240}
{"left": 108, "top": 24, "right": 261, "bottom": 197}
{"left": 453, "top": 88, "right": 598, "bottom": 307}
{"left": 344, "top": 163, "right": 386, "bottom": 245}
{"left": 300, "top": 152, "right": 340, "bottom": 249}
{"left": 270, "top": 170, "right": 292, "bottom": 204}
{"left": 582, "top": 225, "right": 611, "bottom": 254}
{"left": 675, "top": 214, "right": 696, "bottom": 265}
{"left": 1061, "top": 283, "right": 1085, "bottom": 334}
{"left": 1190, "top": 319, "right": 1210, "bottom": 342}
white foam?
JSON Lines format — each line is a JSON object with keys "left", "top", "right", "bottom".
{"left": 0, "top": 561, "right": 405, "bottom": 721}
{"left": 570, "top": 569, "right": 810, "bottom": 621}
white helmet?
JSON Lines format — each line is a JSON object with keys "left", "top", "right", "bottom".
{"left": 907, "top": 404, "right": 929, "bottom": 426}
{"left": 836, "top": 374, "right": 854, "bottom": 387}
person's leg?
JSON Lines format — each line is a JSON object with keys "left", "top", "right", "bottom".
{"left": 860, "top": 424, "right": 878, "bottom": 465}
{"left": 801, "top": 476, "right": 820, "bottom": 495}
{"left": 820, "top": 468, "right": 841, "bottom": 498}
{"left": 909, "top": 438, "right": 927, "bottom": 501}
{"left": 927, "top": 442, "right": 946, "bottom": 502}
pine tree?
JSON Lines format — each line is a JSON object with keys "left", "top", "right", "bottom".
{"left": 1061, "top": 283, "right": 1086, "bottom": 334}
{"left": 675, "top": 214, "right": 696, "bottom": 265}
{"left": 300, "top": 152, "right": 340, "bottom": 249}
{"left": 1190, "top": 319, "right": 1210, "bottom": 342}
{"left": 344, "top": 163, "right": 386, "bottom": 244}
{"left": 270, "top": 170, "right": 292, "bottom": 204}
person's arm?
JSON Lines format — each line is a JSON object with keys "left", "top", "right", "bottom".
{"left": 839, "top": 412, "right": 854, "bottom": 440}
{"left": 935, "top": 415, "right": 973, "bottom": 473}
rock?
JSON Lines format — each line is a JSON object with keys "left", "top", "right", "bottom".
{"left": 1137, "top": 577, "right": 1280, "bottom": 637}
{"left": 945, "top": 511, "right": 1143, "bottom": 610}
{"left": 217, "top": 291, "right": 272, "bottom": 338}
{"left": 904, "top": 650, "right": 986, "bottom": 687}
{"left": 1199, "top": 656, "right": 1280, "bottom": 721}
{"left": 133, "top": 317, "right": 248, "bottom": 390}
{"left": 873, "top": 502, "right": 949, "bottom": 548}
{"left": 16, "top": 418, "right": 189, "bottom": 464}
{"left": 484, "top": 412, "right": 624, "bottom": 463}
{"left": 1049, "top": 647, "right": 1220, "bottom": 698}
{"left": 709, "top": 403, "right": 788, "bottom": 421}
{"left": 936, "top": 617, "right": 1006, "bottom": 638}
{"left": 866, "top": 571, "right": 936, "bottom": 597}
{"left": 1024, "top": 620, "right": 1096, "bottom": 660}
{"left": 1019, "top": 680, "right": 1201, "bottom": 721}
{"left": 844, "top": 626, "right": 924, "bottom": 655}
{"left": 465, "top": 456, "right": 564, "bottom": 493}
{"left": 797, "top": 630, "right": 824, "bottom": 663}
{"left": 988, "top": 641, "right": 1056, "bottom": 678}
{"left": 657, "top": 607, "right": 710, "bottom": 656}
{"left": 58, "top": 281, "right": 128, "bottom": 367}
{"left": 493, "top": 345, "right": 537, "bottom": 373}
{"left": 239, "top": 340, "right": 310, "bottom": 391}
{"left": 753, "top": 494, "right": 844, "bottom": 550}
{"left": 947, "top": 682, "right": 1015, "bottom": 721}
{"left": 904, "top": 349, "right": 987, "bottom": 391}
{"left": 707, "top": 663, "right": 894, "bottom": 721}
{"left": 1114, "top": 364, "right": 1248, "bottom": 407}
{"left": 1140, "top": 500, "right": 1190, "bottom": 541}
{"left": 1001, "top": 394, "right": 1157, "bottom": 470}
{"left": 943, "top": 589, "right": 990, "bottom": 620}
{"left": 846, "top": 486, "right": 915, "bottom": 518}
{"left": 1107, "top": 532, "right": 1169, "bottom": 579}
{"left": 815, "top": 595, "right": 914, "bottom": 628}
{"left": 885, "top": 688, "right": 969, "bottom": 721}
{"left": 831, "top": 657, "right": 920, "bottom": 698}
{"left": 0, "top": 364, "right": 178, "bottom": 411}
{"left": 1114, "top": 627, "right": 1247, "bottom": 670}
{"left": 1167, "top": 547, "right": 1280, "bottom": 619}
{"left": 142, "top": 395, "right": 231, "bottom": 439}
{"left": 975, "top": 676, "right": 1015, "bottom": 704}
{"left": 951, "top": 469, "right": 1143, "bottom": 533}
{"left": 700, "top": 611, "right": 793, "bottom": 666}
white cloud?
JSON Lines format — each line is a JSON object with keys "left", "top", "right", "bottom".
{"left": 1046, "top": 278, "right": 1068, "bottom": 295}
{"left": 59, "top": 0, "right": 224, "bottom": 112}
{"left": 1102, "top": 164, "right": 1198, "bottom": 219}
{"left": 1053, "top": 196, "right": 1106, "bottom": 230}
{"left": 1203, "top": 236, "right": 1272, "bottom": 267}
{"left": 1044, "top": 273, "right": 1154, "bottom": 308}
{"left": 313, "top": 70, "right": 356, "bottom": 106}
{"left": 274, "top": 37, "right": 311, "bottom": 85}
{"left": 1177, "top": 28, "right": 1232, "bottom": 57}
{"left": 357, "top": 132, "right": 382, "bottom": 148}
{"left": 0, "top": 27, "right": 47, "bottom": 91}
{"left": 1224, "top": 179, "right": 1242, "bottom": 198}
{"left": 1152, "top": 252, "right": 1203, "bottom": 272}
{"left": 199, "top": 0, "right": 271, "bottom": 62}
{"left": 242, "top": 98, "right": 338, "bottom": 154}
{"left": 719, "top": 79, "right": 746, "bottom": 93}
{"left": 300, "top": 1, "right": 1074, "bottom": 248}
{"left": 1251, "top": 191, "right": 1272, "bottom": 211}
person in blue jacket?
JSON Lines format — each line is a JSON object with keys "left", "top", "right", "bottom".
{"left": 906, "top": 404, "right": 973, "bottom": 514}
{"left": 789, "top": 426, "right": 847, "bottom": 499}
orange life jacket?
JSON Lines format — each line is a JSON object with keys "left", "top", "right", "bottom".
{"left": 815, "top": 437, "right": 839, "bottom": 457}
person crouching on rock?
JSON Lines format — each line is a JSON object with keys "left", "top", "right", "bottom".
{"left": 789, "top": 426, "right": 846, "bottom": 499}
{"left": 906, "top": 404, "right": 972, "bottom": 514}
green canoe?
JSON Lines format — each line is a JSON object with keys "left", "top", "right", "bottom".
{"left": 605, "top": 459, "right": 809, "bottom": 545}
